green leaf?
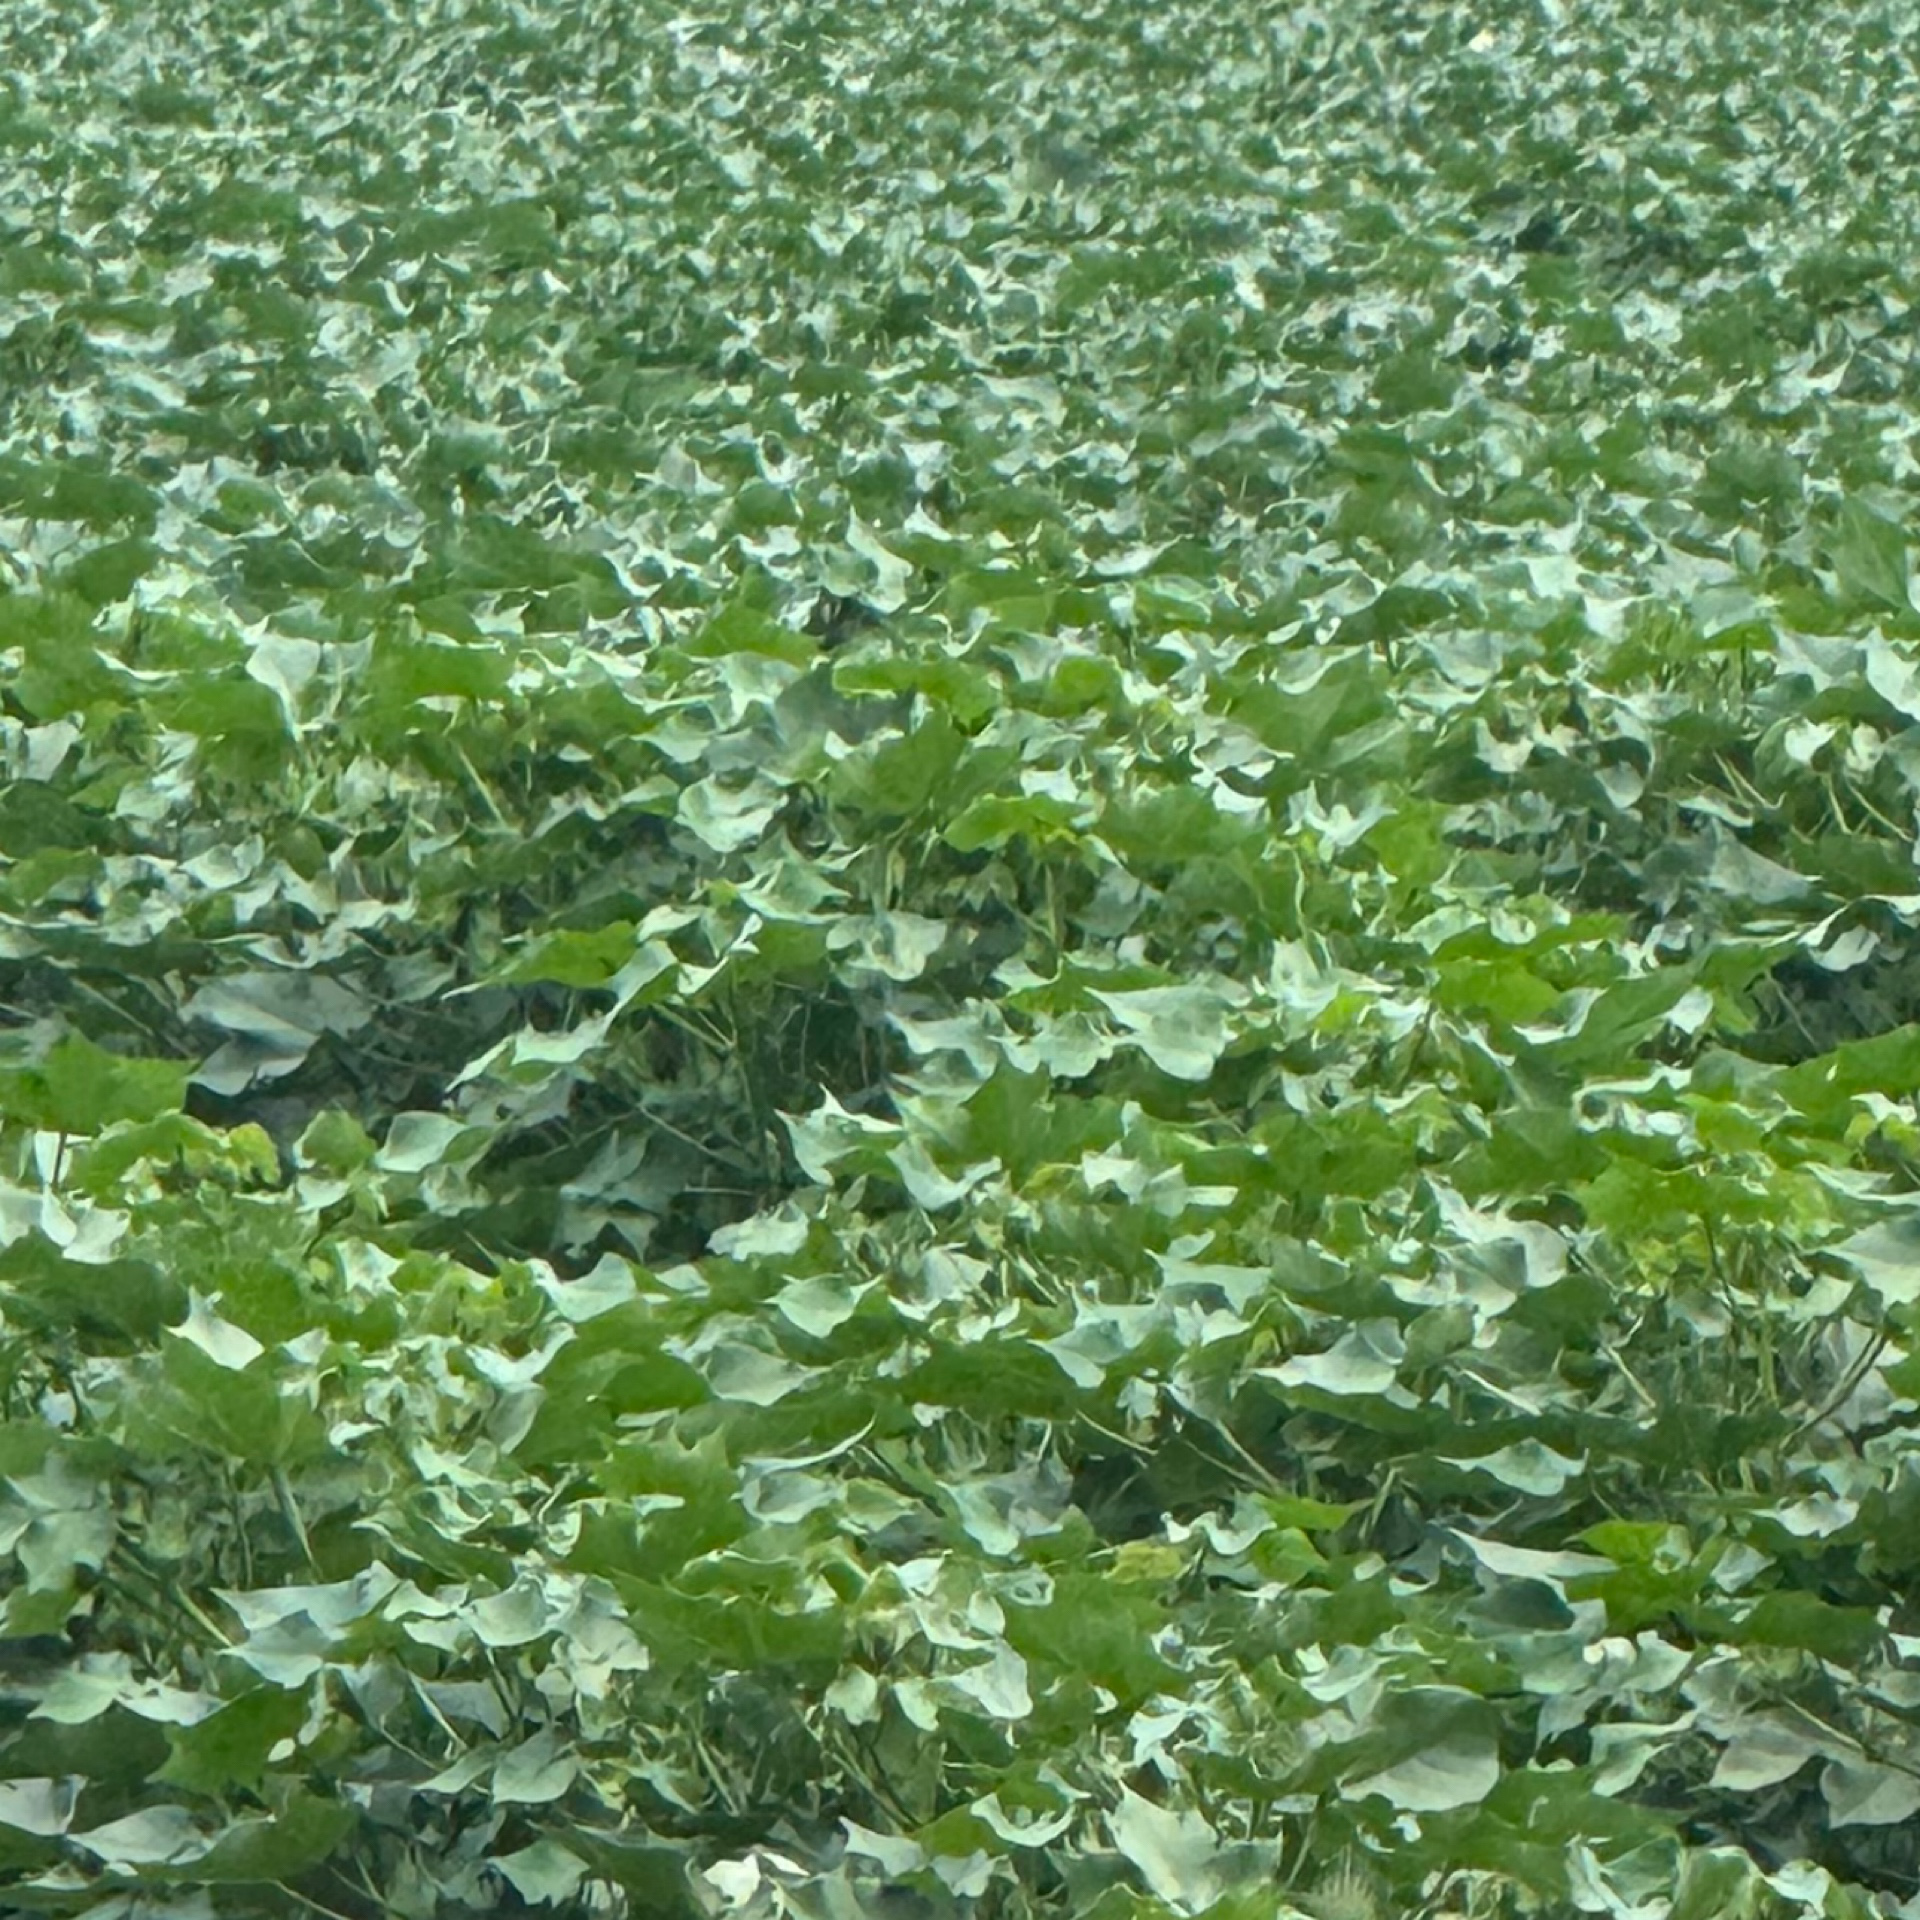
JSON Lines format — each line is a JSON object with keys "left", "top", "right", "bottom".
{"left": 0, "top": 1032, "right": 189, "bottom": 1135}
{"left": 159, "top": 1690, "right": 308, "bottom": 1796}
{"left": 192, "top": 1791, "right": 356, "bottom": 1882}
{"left": 1732, "top": 1591, "right": 1883, "bottom": 1664}
{"left": 295, "top": 1108, "right": 377, "bottom": 1175}
{"left": 832, "top": 713, "right": 965, "bottom": 819}
{"left": 1670, "top": 1850, "right": 1768, "bottom": 1920}
{"left": 560, "top": 1831, "right": 699, "bottom": 1920}
{"left": 945, "top": 791, "right": 1085, "bottom": 852}
{"left": 1344, "top": 1687, "right": 1501, "bottom": 1812}
{"left": 503, "top": 921, "right": 639, "bottom": 987}
{"left": 1004, "top": 1575, "right": 1180, "bottom": 1708}
{"left": 1832, "top": 498, "right": 1911, "bottom": 611}
{"left": 58, "top": 536, "right": 156, "bottom": 606}
{"left": 150, "top": 1342, "right": 328, "bottom": 1467}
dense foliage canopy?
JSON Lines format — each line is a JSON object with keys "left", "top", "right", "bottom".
{"left": 0, "top": 0, "right": 1916, "bottom": 1915}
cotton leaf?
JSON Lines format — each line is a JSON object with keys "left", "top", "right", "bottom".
{"left": 947, "top": 1643, "right": 1032, "bottom": 1721}
{"left": 1591, "top": 1720, "right": 1683, "bottom": 1796}
{"left": 709, "top": 1207, "right": 811, "bottom": 1261}
{"left": 375, "top": 1110, "right": 474, "bottom": 1173}
{"left": 535, "top": 1253, "right": 638, "bottom": 1323}
{"left": 512, "top": 1016, "right": 611, "bottom": 1069}
{"left": 1347, "top": 1738, "right": 1499, "bottom": 1813}
{"left": 493, "top": 1730, "right": 578, "bottom": 1805}
{"left": 1710, "top": 1714, "right": 1847, "bottom": 1792}
{"left": 825, "top": 1666, "right": 881, "bottom": 1725}
{"left": 782, "top": 1091, "right": 897, "bottom": 1184}
{"left": 1828, "top": 1216, "right": 1920, "bottom": 1305}
{"left": 1834, "top": 500, "right": 1910, "bottom": 612}
{"left": 243, "top": 630, "right": 322, "bottom": 730}
{"left": 830, "top": 909, "right": 948, "bottom": 981}
{"left": 1823, "top": 1757, "right": 1920, "bottom": 1826}
{"left": 842, "top": 1819, "right": 926, "bottom": 1876}
{"left": 1812, "top": 925, "right": 1879, "bottom": 972}
{"left": 183, "top": 970, "right": 370, "bottom": 1041}
{"left": 494, "top": 1839, "right": 588, "bottom": 1906}
{"left": 0, "top": 1777, "right": 77, "bottom": 1836}
{"left": 973, "top": 1793, "right": 1076, "bottom": 1847}
{"left": 1452, "top": 1531, "right": 1612, "bottom": 1584}
{"left": 705, "top": 1343, "right": 818, "bottom": 1405}
{"left": 1267, "top": 1318, "right": 1406, "bottom": 1396}
{"left": 678, "top": 773, "right": 782, "bottom": 853}
{"left": 1442, "top": 1439, "right": 1584, "bottom": 1495}
{"left": 890, "top": 1138, "right": 998, "bottom": 1209}
{"left": 846, "top": 512, "right": 913, "bottom": 609}
{"left": 1109, "top": 1788, "right": 1226, "bottom": 1914}
{"left": 1771, "top": 1492, "right": 1858, "bottom": 1537}
{"left": 773, "top": 1274, "right": 862, "bottom": 1338}
{"left": 419, "top": 1749, "right": 493, "bottom": 1796}
{"left": 1343, "top": 1687, "right": 1502, "bottom": 1813}
{"left": 1704, "top": 827, "right": 1812, "bottom": 905}
{"left": 75, "top": 1805, "right": 210, "bottom": 1866}
{"left": 172, "top": 1293, "right": 264, "bottom": 1371}
{"left": 468, "top": 1581, "right": 553, "bottom": 1648}
{"left": 1090, "top": 984, "right": 1237, "bottom": 1080}
{"left": 217, "top": 1565, "right": 402, "bottom": 1634}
